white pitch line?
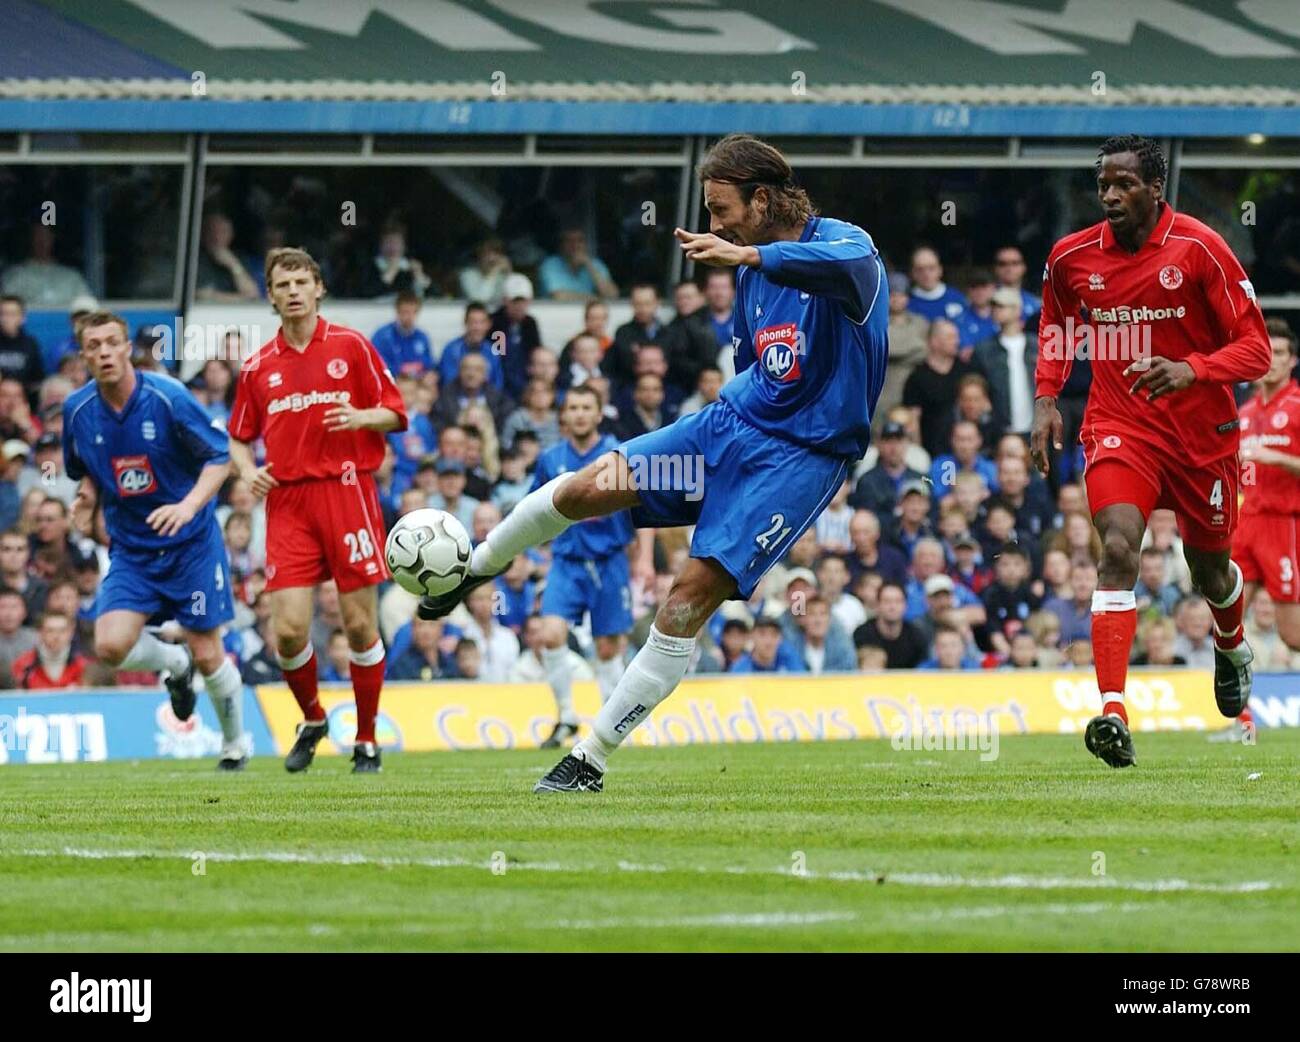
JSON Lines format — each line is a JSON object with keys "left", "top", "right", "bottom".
{"left": 556, "top": 911, "right": 857, "bottom": 930}
{"left": 11, "top": 846, "right": 1278, "bottom": 893}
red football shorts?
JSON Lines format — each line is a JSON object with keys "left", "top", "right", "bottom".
{"left": 1082, "top": 432, "right": 1238, "bottom": 552}
{"left": 1233, "top": 512, "right": 1300, "bottom": 603}
{"left": 264, "top": 475, "right": 389, "bottom": 594}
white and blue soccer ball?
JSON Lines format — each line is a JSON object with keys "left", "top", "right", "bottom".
{"left": 384, "top": 508, "right": 472, "bottom": 597}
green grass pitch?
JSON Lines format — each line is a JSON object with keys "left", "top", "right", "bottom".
{"left": 2, "top": 730, "right": 1298, "bottom": 952}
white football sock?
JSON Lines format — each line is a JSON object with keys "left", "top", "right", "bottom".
{"left": 120, "top": 631, "right": 191, "bottom": 676}
{"left": 471, "top": 474, "right": 575, "bottom": 576}
{"left": 573, "top": 625, "right": 694, "bottom": 771}
{"left": 593, "top": 652, "right": 625, "bottom": 705}
{"left": 203, "top": 656, "right": 245, "bottom": 748}
{"left": 541, "top": 645, "right": 577, "bottom": 725}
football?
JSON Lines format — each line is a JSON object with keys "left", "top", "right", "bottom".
{"left": 384, "top": 509, "right": 472, "bottom": 597}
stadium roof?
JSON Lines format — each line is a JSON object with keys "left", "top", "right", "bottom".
{"left": 3, "top": 0, "right": 1299, "bottom": 136}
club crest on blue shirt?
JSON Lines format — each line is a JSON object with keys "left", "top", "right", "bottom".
{"left": 756, "top": 322, "right": 801, "bottom": 383}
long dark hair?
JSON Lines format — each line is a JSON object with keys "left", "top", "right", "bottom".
{"left": 698, "top": 134, "right": 816, "bottom": 231}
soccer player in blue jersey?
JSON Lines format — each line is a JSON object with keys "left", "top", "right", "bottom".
{"left": 530, "top": 383, "right": 653, "bottom": 748}
{"left": 419, "top": 135, "right": 889, "bottom": 792}
{"left": 64, "top": 312, "right": 244, "bottom": 769}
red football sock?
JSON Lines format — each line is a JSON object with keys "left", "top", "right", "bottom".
{"left": 1239, "top": 705, "right": 1256, "bottom": 732}
{"left": 1208, "top": 562, "right": 1245, "bottom": 650}
{"left": 1092, "top": 589, "right": 1137, "bottom": 725}
{"left": 349, "top": 638, "right": 386, "bottom": 745}
{"left": 279, "top": 645, "right": 324, "bottom": 723}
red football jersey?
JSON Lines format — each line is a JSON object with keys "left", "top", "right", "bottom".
{"left": 230, "top": 317, "right": 407, "bottom": 482}
{"left": 1239, "top": 380, "right": 1300, "bottom": 517}
{"left": 1036, "top": 204, "right": 1270, "bottom": 467}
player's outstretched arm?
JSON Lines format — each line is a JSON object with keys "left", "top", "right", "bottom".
{"left": 1029, "top": 395, "right": 1063, "bottom": 477}
{"left": 147, "top": 460, "right": 231, "bottom": 538}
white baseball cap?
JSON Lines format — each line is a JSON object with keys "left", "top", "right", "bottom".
{"left": 503, "top": 273, "right": 534, "bottom": 301}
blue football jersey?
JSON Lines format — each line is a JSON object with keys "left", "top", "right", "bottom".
{"left": 64, "top": 370, "right": 231, "bottom": 552}
{"left": 531, "top": 434, "right": 634, "bottom": 559}
{"left": 722, "top": 216, "right": 888, "bottom": 459}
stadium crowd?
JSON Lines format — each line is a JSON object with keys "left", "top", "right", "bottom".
{"left": 2, "top": 239, "right": 1299, "bottom": 689}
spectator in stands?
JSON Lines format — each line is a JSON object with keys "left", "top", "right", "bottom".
{"left": 1172, "top": 596, "right": 1216, "bottom": 670}
{"left": 815, "top": 554, "right": 866, "bottom": 635}
{"left": 785, "top": 594, "right": 855, "bottom": 674}
{"left": 12, "top": 611, "right": 87, "bottom": 689}
{"left": 906, "top": 246, "right": 969, "bottom": 326}
{"left": 190, "top": 359, "right": 236, "bottom": 429}
{"left": 850, "top": 421, "right": 922, "bottom": 520}
{"left": 609, "top": 283, "right": 665, "bottom": 388}
{"left": 0, "top": 586, "right": 36, "bottom": 677}
{"left": 433, "top": 353, "right": 512, "bottom": 433}
{"left": 491, "top": 274, "right": 540, "bottom": 399}
{"left": 1026, "top": 611, "right": 1063, "bottom": 668}
{"left": 29, "top": 495, "right": 93, "bottom": 573}
{"left": 501, "top": 378, "right": 561, "bottom": 453}
{"left": 929, "top": 421, "right": 997, "bottom": 504}
{"left": 560, "top": 332, "right": 606, "bottom": 392}
{"left": 490, "top": 449, "right": 532, "bottom": 515}
{"left": 959, "top": 269, "right": 998, "bottom": 349}
{"left": 1039, "top": 547, "right": 1072, "bottom": 601}
{"left": 359, "top": 220, "right": 430, "bottom": 299}
{"left": 320, "top": 630, "right": 351, "bottom": 683}
{"left": 493, "top": 555, "right": 537, "bottom": 633}
{"left": 614, "top": 373, "right": 671, "bottom": 441}
{"left": 194, "top": 213, "right": 260, "bottom": 303}
{"left": 439, "top": 302, "right": 503, "bottom": 390}
{"left": 1133, "top": 616, "right": 1186, "bottom": 667}
{"left": 1044, "top": 559, "right": 1097, "bottom": 650}
{"left": 453, "top": 639, "right": 483, "bottom": 680}
{"left": 679, "top": 365, "right": 723, "bottom": 417}
{"left": 373, "top": 291, "right": 434, "bottom": 378}
{"left": 814, "top": 479, "right": 853, "bottom": 554}
{"left": 1243, "top": 591, "right": 1300, "bottom": 672}
{"left": 948, "top": 471, "right": 988, "bottom": 529}
{"left": 0, "top": 525, "right": 47, "bottom": 621}
{"left": 1005, "top": 631, "right": 1041, "bottom": 669}
{"left": 662, "top": 279, "right": 719, "bottom": 394}
{"left": 919, "top": 623, "right": 980, "bottom": 670}
{"left": 1, "top": 224, "right": 92, "bottom": 309}
{"left": 981, "top": 544, "right": 1042, "bottom": 656}
{"left": 427, "top": 458, "right": 480, "bottom": 532}
{"left": 731, "top": 616, "right": 807, "bottom": 674}
{"left": 615, "top": 343, "right": 680, "bottom": 417}
{"left": 509, "top": 615, "right": 592, "bottom": 683}
{"left": 853, "top": 581, "right": 928, "bottom": 669}
{"left": 0, "top": 378, "right": 34, "bottom": 443}
{"left": 906, "top": 538, "right": 984, "bottom": 625}
{"left": 973, "top": 287, "right": 1037, "bottom": 439}
{"left": 459, "top": 238, "right": 513, "bottom": 310}
{"left": 384, "top": 618, "right": 447, "bottom": 680}
{"left": 21, "top": 433, "right": 76, "bottom": 507}
{"left": 703, "top": 269, "right": 736, "bottom": 368}
{"left": 42, "top": 296, "right": 98, "bottom": 377}
{"left": 0, "top": 297, "right": 42, "bottom": 400}
{"left": 1134, "top": 546, "right": 1182, "bottom": 618}
{"left": 877, "top": 271, "right": 929, "bottom": 437}
{"left": 975, "top": 498, "right": 1019, "bottom": 563}
{"left": 717, "top": 618, "right": 750, "bottom": 671}
{"left": 993, "top": 453, "right": 1054, "bottom": 544}
{"left": 886, "top": 480, "right": 935, "bottom": 560}
{"left": 993, "top": 244, "right": 1042, "bottom": 323}
{"left": 239, "top": 603, "right": 283, "bottom": 686}
{"left": 846, "top": 508, "right": 907, "bottom": 586}
{"left": 459, "top": 584, "right": 520, "bottom": 683}
{"left": 538, "top": 228, "right": 618, "bottom": 302}
{"left": 903, "top": 319, "right": 972, "bottom": 458}
{"left": 949, "top": 532, "right": 992, "bottom": 595}
{"left": 955, "top": 373, "right": 1003, "bottom": 451}
{"left": 1141, "top": 509, "right": 1193, "bottom": 593}
{"left": 1042, "top": 510, "right": 1103, "bottom": 565}
{"left": 0, "top": 441, "right": 26, "bottom": 530}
